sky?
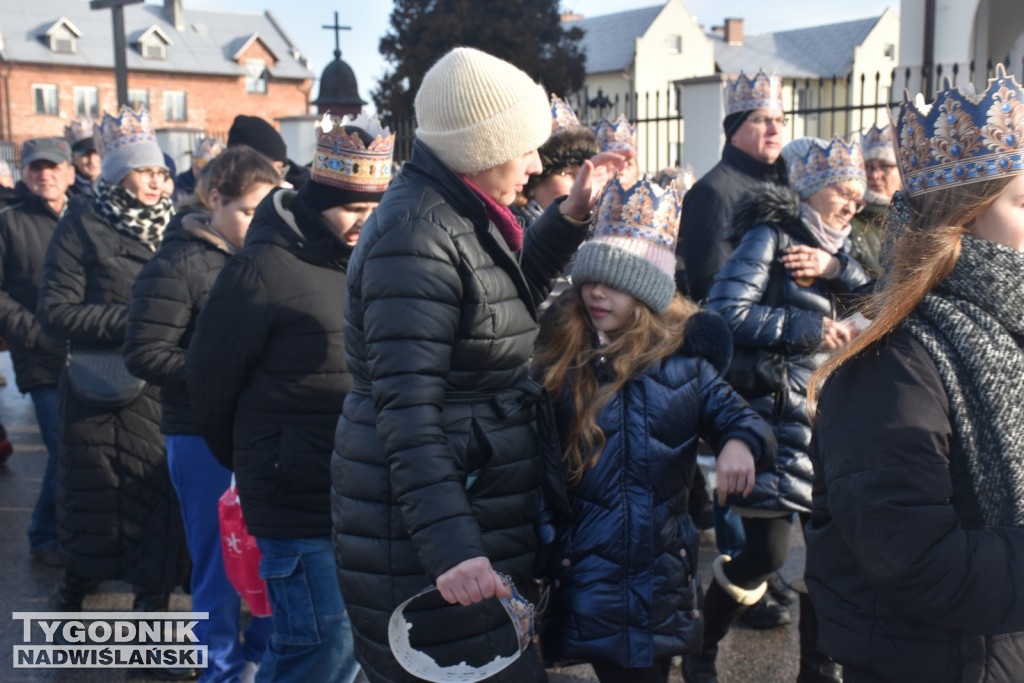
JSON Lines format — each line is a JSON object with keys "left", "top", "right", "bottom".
{"left": 175, "top": 0, "right": 898, "bottom": 111}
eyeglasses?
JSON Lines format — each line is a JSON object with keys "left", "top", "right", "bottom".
{"left": 747, "top": 115, "right": 789, "bottom": 127}
{"left": 828, "top": 183, "right": 867, "bottom": 212}
{"left": 132, "top": 168, "right": 171, "bottom": 184}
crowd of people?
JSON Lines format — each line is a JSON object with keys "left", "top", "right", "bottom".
{"left": 0, "top": 44, "right": 1022, "bottom": 683}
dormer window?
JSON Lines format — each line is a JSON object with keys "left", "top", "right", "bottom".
{"left": 136, "top": 26, "right": 172, "bottom": 61}
{"left": 43, "top": 18, "right": 82, "bottom": 55}
{"left": 245, "top": 60, "right": 268, "bottom": 94}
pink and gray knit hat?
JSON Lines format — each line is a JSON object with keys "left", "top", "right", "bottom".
{"left": 572, "top": 176, "right": 682, "bottom": 314}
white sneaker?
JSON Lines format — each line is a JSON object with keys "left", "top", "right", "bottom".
{"left": 239, "top": 661, "right": 259, "bottom": 683}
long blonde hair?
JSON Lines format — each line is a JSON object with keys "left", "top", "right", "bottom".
{"left": 535, "top": 290, "right": 697, "bottom": 487}
{"left": 808, "top": 176, "right": 1014, "bottom": 408}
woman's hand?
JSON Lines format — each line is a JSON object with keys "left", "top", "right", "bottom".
{"left": 560, "top": 150, "right": 635, "bottom": 221}
{"left": 435, "top": 556, "right": 510, "bottom": 606}
{"left": 715, "top": 438, "right": 757, "bottom": 505}
{"left": 781, "top": 245, "right": 837, "bottom": 279}
{"left": 821, "top": 317, "right": 855, "bottom": 350}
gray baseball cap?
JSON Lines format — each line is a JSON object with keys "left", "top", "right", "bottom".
{"left": 21, "top": 138, "right": 72, "bottom": 166}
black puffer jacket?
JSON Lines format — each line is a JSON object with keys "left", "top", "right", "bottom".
{"left": 807, "top": 329, "right": 1024, "bottom": 682}
{"left": 540, "top": 309, "right": 776, "bottom": 668}
{"left": 187, "top": 188, "right": 351, "bottom": 539}
{"left": 125, "top": 213, "right": 232, "bottom": 435}
{"left": 676, "top": 144, "right": 788, "bottom": 301}
{"left": 706, "top": 184, "right": 867, "bottom": 513}
{"left": 331, "top": 140, "right": 588, "bottom": 683}
{"left": 37, "top": 196, "right": 187, "bottom": 590}
{"left": 0, "top": 182, "right": 66, "bottom": 392}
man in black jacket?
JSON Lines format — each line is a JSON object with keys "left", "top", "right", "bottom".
{"left": 0, "top": 137, "right": 73, "bottom": 567}
{"left": 676, "top": 69, "right": 794, "bottom": 635}
{"left": 677, "top": 69, "right": 789, "bottom": 302}
{"left": 187, "top": 113, "right": 393, "bottom": 683}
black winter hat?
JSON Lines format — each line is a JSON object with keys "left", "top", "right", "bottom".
{"left": 227, "top": 115, "right": 287, "bottom": 163}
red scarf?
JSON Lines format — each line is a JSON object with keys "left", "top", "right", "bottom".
{"left": 462, "top": 177, "right": 523, "bottom": 252}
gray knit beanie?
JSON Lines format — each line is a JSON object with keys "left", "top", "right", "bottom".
{"left": 572, "top": 177, "right": 683, "bottom": 314}
{"left": 414, "top": 47, "right": 551, "bottom": 174}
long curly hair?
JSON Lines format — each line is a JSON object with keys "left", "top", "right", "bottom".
{"left": 535, "top": 289, "right": 697, "bottom": 487}
{"left": 808, "top": 175, "right": 1014, "bottom": 408}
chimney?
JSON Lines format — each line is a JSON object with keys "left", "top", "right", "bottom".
{"left": 560, "top": 12, "right": 584, "bottom": 22}
{"left": 724, "top": 18, "right": 743, "bottom": 46}
{"left": 164, "top": 0, "right": 184, "bottom": 32}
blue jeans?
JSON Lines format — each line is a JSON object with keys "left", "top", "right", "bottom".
{"left": 255, "top": 536, "right": 359, "bottom": 683}
{"left": 713, "top": 499, "right": 746, "bottom": 557}
{"left": 28, "top": 386, "right": 60, "bottom": 549}
{"left": 166, "top": 435, "right": 272, "bottom": 682}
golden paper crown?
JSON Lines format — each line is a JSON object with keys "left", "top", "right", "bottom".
{"left": 895, "top": 64, "right": 1024, "bottom": 196}
{"left": 95, "top": 106, "right": 158, "bottom": 158}
{"left": 550, "top": 95, "right": 581, "bottom": 134}
{"left": 65, "top": 117, "right": 95, "bottom": 146}
{"left": 312, "top": 113, "right": 395, "bottom": 193}
{"left": 861, "top": 124, "right": 896, "bottom": 162}
{"left": 724, "top": 69, "right": 784, "bottom": 115}
{"left": 593, "top": 114, "right": 636, "bottom": 152}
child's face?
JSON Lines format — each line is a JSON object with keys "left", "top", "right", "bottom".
{"left": 581, "top": 282, "right": 636, "bottom": 338}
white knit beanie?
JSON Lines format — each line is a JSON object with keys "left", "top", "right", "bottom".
{"left": 414, "top": 47, "right": 551, "bottom": 174}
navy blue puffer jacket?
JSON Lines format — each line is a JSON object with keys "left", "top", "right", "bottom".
{"left": 707, "top": 183, "right": 867, "bottom": 513}
{"left": 540, "top": 310, "right": 776, "bottom": 668}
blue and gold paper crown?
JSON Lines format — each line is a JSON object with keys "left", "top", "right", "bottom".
{"left": 593, "top": 114, "right": 636, "bottom": 153}
{"left": 593, "top": 175, "right": 682, "bottom": 258}
{"left": 895, "top": 64, "right": 1024, "bottom": 196}
{"left": 861, "top": 123, "right": 896, "bottom": 162}
{"left": 784, "top": 136, "right": 866, "bottom": 198}
{"left": 724, "top": 69, "right": 784, "bottom": 115}
{"left": 95, "top": 106, "right": 157, "bottom": 158}
{"left": 313, "top": 113, "right": 395, "bottom": 193}
{"left": 550, "top": 95, "right": 581, "bottom": 134}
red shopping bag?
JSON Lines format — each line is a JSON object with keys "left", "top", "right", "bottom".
{"left": 219, "top": 476, "right": 272, "bottom": 617}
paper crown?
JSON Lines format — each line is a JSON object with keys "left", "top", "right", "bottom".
{"left": 861, "top": 124, "right": 896, "bottom": 162}
{"left": 784, "top": 136, "right": 866, "bottom": 198}
{"left": 724, "top": 69, "right": 784, "bottom": 115}
{"left": 65, "top": 117, "right": 95, "bottom": 146}
{"left": 192, "top": 136, "right": 223, "bottom": 160}
{"left": 895, "top": 64, "right": 1024, "bottom": 197}
{"left": 593, "top": 114, "right": 636, "bottom": 152}
{"left": 593, "top": 175, "right": 682, "bottom": 261}
{"left": 550, "top": 95, "right": 581, "bottom": 134}
{"left": 312, "top": 113, "right": 395, "bottom": 193}
{"left": 95, "top": 106, "right": 158, "bottom": 158}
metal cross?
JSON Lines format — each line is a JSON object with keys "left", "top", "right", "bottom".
{"left": 322, "top": 11, "right": 352, "bottom": 60}
{"left": 90, "top": 0, "right": 145, "bottom": 108}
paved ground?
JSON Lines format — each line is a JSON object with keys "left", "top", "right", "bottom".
{"left": 0, "top": 350, "right": 802, "bottom": 682}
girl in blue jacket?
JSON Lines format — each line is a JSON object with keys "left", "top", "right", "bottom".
{"left": 533, "top": 177, "right": 776, "bottom": 683}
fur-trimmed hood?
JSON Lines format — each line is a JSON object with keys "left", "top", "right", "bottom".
{"left": 729, "top": 181, "right": 805, "bottom": 242}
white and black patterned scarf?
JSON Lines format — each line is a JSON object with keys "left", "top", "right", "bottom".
{"left": 907, "top": 235, "right": 1024, "bottom": 527}
{"left": 92, "top": 180, "right": 174, "bottom": 251}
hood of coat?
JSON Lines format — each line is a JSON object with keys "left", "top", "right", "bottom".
{"left": 246, "top": 186, "right": 352, "bottom": 269}
{"left": 729, "top": 181, "right": 814, "bottom": 245}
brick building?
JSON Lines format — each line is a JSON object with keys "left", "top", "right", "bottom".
{"left": 0, "top": 0, "right": 313, "bottom": 164}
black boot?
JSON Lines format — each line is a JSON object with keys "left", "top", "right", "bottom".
{"left": 795, "top": 591, "right": 842, "bottom": 683}
{"left": 682, "top": 556, "right": 767, "bottom": 683}
{"left": 49, "top": 571, "right": 96, "bottom": 612}
{"left": 740, "top": 591, "right": 792, "bottom": 629}
{"left": 768, "top": 572, "right": 798, "bottom": 606}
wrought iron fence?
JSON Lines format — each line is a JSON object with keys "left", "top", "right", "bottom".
{"left": 386, "top": 59, "right": 1023, "bottom": 172}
